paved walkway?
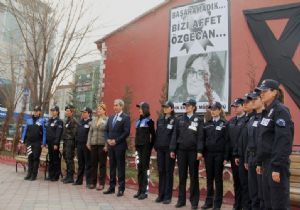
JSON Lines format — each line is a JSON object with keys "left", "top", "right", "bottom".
{"left": 0, "top": 163, "right": 232, "bottom": 210}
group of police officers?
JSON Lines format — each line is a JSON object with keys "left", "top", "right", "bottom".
{"left": 20, "top": 79, "right": 293, "bottom": 210}
{"left": 21, "top": 104, "right": 93, "bottom": 185}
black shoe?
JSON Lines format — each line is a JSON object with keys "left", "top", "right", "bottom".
{"left": 201, "top": 204, "right": 213, "bottom": 210}
{"left": 175, "top": 202, "right": 186, "bottom": 208}
{"left": 138, "top": 193, "right": 148, "bottom": 200}
{"left": 96, "top": 185, "right": 105, "bottom": 191}
{"left": 24, "top": 174, "right": 31, "bottom": 180}
{"left": 87, "top": 184, "right": 96, "bottom": 189}
{"left": 117, "top": 191, "right": 124, "bottom": 197}
{"left": 163, "top": 199, "right": 171, "bottom": 204}
{"left": 63, "top": 178, "right": 74, "bottom": 184}
{"left": 212, "top": 208, "right": 220, "bottom": 210}
{"left": 29, "top": 176, "right": 37, "bottom": 181}
{"left": 103, "top": 188, "right": 115, "bottom": 194}
{"left": 45, "top": 176, "right": 52, "bottom": 181}
{"left": 73, "top": 179, "right": 83, "bottom": 185}
{"left": 133, "top": 191, "right": 141, "bottom": 198}
{"left": 51, "top": 177, "right": 59, "bottom": 182}
{"left": 192, "top": 206, "right": 198, "bottom": 209}
{"left": 155, "top": 197, "right": 163, "bottom": 203}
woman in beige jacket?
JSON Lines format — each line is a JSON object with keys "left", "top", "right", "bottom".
{"left": 87, "top": 103, "right": 108, "bottom": 190}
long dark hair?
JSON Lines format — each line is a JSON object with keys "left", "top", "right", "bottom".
{"left": 276, "top": 88, "right": 284, "bottom": 103}
{"left": 176, "top": 52, "right": 225, "bottom": 99}
{"left": 181, "top": 54, "right": 209, "bottom": 92}
{"left": 220, "top": 108, "right": 226, "bottom": 120}
{"left": 162, "top": 109, "right": 175, "bottom": 117}
{"left": 140, "top": 107, "right": 150, "bottom": 118}
{"left": 204, "top": 109, "right": 212, "bottom": 123}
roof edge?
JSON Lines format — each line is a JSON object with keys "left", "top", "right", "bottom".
{"left": 95, "top": 0, "right": 171, "bottom": 44}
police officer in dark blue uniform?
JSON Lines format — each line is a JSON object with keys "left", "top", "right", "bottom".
{"left": 46, "top": 105, "right": 63, "bottom": 181}
{"left": 201, "top": 102, "right": 229, "bottom": 210}
{"left": 62, "top": 105, "right": 78, "bottom": 184}
{"left": 134, "top": 102, "right": 156, "bottom": 200}
{"left": 21, "top": 106, "right": 46, "bottom": 181}
{"left": 256, "top": 79, "right": 294, "bottom": 210}
{"left": 244, "top": 91, "right": 264, "bottom": 210}
{"left": 227, "top": 98, "right": 245, "bottom": 210}
{"left": 74, "top": 107, "right": 93, "bottom": 187}
{"left": 234, "top": 94, "right": 254, "bottom": 210}
{"left": 154, "top": 101, "right": 176, "bottom": 204}
{"left": 170, "top": 99, "right": 204, "bottom": 210}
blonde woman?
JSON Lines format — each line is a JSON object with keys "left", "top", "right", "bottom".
{"left": 87, "top": 103, "right": 108, "bottom": 190}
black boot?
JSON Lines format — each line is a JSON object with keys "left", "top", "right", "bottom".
{"left": 63, "top": 177, "right": 74, "bottom": 184}
{"left": 103, "top": 188, "right": 115, "bottom": 194}
{"left": 155, "top": 196, "right": 163, "bottom": 203}
{"left": 30, "top": 174, "right": 37, "bottom": 181}
{"left": 201, "top": 203, "right": 213, "bottom": 210}
{"left": 51, "top": 176, "right": 59, "bottom": 182}
{"left": 138, "top": 193, "right": 148, "bottom": 200}
{"left": 133, "top": 190, "right": 141, "bottom": 198}
{"left": 24, "top": 173, "right": 31, "bottom": 180}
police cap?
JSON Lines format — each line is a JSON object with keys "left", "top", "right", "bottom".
{"left": 231, "top": 98, "right": 244, "bottom": 107}
{"left": 50, "top": 105, "right": 59, "bottom": 112}
{"left": 81, "top": 107, "right": 92, "bottom": 114}
{"left": 247, "top": 91, "right": 260, "bottom": 100}
{"left": 183, "top": 99, "right": 197, "bottom": 107}
{"left": 256, "top": 79, "right": 279, "bottom": 91}
{"left": 208, "top": 101, "right": 222, "bottom": 110}
{"left": 65, "top": 104, "right": 75, "bottom": 111}
{"left": 136, "top": 102, "right": 150, "bottom": 109}
{"left": 33, "top": 106, "right": 41, "bottom": 111}
{"left": 162, "top": 101, "right": 174, "bottom": 109}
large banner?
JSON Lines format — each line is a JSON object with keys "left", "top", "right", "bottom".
{"left": 168, "top": 0, "right": 230, "bottom": 113}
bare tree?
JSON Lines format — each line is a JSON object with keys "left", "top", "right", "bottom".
{"left": 203, "top": 73, "right": 214, "bottom": 106}
{"left": 0, "top": 41, "right": 25, "bottom": 150}
{"left": 6, "top": 0, "right": 97, "bottom": 112}
{"left": 121, "top": 85, "right": 134, "bottom": 151}
{"left": 156, "top": 83, "right": 167, "bottom": 118}
{"left": 12, "top": 93, "right": 28, "bottom": 155}
{"left": 203, "top": 73, "right": 213, "bottom": 122}
{"left": 246, "top": 42, "right": 257, "bottom": 91}
{"left": 122, "top": 85, "right": 133, "bottom": 117}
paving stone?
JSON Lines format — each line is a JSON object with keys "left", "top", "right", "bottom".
{"left": 0, "top": 163, "right": 233, "bottom": 210}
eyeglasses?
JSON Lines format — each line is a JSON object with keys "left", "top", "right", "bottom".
{"left": 187, "top": 68, "right": 209, "bottom": 79}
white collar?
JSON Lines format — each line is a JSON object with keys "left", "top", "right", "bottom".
{"left": 237, "top": 112, "right": 245, "bottom": 118}
{"left": 115, "top": 111, "right": 122, "bottom": 116}
{"left": 187, "top": 113, "right": 193, "bottom": 119}
{"left": 213, "top": 116, "right": 220, "bottom": 122}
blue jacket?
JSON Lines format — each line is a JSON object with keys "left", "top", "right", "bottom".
{"left": 21, "top": 116, "right": 46, "bottom": 145}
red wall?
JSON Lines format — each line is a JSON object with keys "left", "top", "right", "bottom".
{"left": 101, "top": 0, "right": 300, "bottom": 145}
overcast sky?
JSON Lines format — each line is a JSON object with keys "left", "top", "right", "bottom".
{"left": 79, "top": 0, "right": 165, "bottom": 63}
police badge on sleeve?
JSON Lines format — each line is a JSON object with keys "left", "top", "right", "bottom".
{"left": 276, "top": 119, "right": 286, "bottom": 127}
